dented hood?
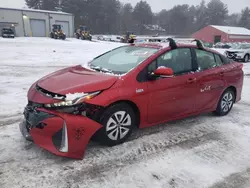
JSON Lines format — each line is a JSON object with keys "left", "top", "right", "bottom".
{"left": 37, "top": 65, "right": 118, "bottom": 95}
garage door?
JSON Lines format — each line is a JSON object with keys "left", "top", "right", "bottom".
{"left": 30, "top": 19, "right": 46, "bottom": 37}
{"left": 55, "top": 21, "right": 69, "bottom": 37}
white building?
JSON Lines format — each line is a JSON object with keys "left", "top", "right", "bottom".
{"left": 0, "top": 7, "right": 74, "bottom": 37}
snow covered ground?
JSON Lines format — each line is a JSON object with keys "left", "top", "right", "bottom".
{"left": 0, "top": 38, "right": 250, "bottom": 188}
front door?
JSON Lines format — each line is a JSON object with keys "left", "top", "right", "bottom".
{"left": 193, "top": 49, "right": 226, "bottom": 112}
{"left": 146, "top": 48, "right": 198, "bottom": 124}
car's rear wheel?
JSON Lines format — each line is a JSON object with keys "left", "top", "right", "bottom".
{"left": 244, "top": 54, "right": 249, "bottom": 62}
{"left": 214, "top": 89, "right": 235, "bottom": 116}
{"left": 96, "top": 103, "right": 136, "bottom": 146}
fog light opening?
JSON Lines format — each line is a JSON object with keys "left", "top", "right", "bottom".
{"left": 59, "top": 121, "right": 68, "bottom": 153}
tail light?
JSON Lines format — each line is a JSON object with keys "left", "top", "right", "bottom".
{"left": 239, "top": 63, "right": 244, "bottom": 69}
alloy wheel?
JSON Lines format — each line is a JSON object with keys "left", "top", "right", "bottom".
{"left": 221, "top": 92, "right": 234, "bottom": 113}
{"left": 106, "top": 111, "right": 132, "bottom": 141}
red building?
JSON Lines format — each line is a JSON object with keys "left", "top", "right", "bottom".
{"left": 192, "top": 25, "right": 250, "bottom": 44}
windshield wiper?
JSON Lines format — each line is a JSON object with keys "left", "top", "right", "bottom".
{"left": 90, "top": 65, "right": 113, "bottom": 73}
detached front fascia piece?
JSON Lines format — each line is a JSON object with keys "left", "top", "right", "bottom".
{"left": 20, "top": 106, "right": 102, "bottom": 159}
{"left": 20, "top": 80, "right": 104, "bottom": 159}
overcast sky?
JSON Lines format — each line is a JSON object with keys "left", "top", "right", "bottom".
{"left": 0, "top": 0, "right": 249, "bottom": 13}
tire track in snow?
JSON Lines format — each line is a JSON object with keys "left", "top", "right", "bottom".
{"left": 1, "top": 106, "right": 248, "bottom": 187}
{"left": 0, "top": 117, "right": 23, "bottom": 127}
{"left": 0, "top": 113, "right": 22, "bottom": 121}
{"left": 237, "top": 101, "right": 250, "bottom": 108}
{"left": 129, "top": 114, "right": 211, "bottom": 141}
{"left": 65, "top": 132, "right": 220, "bottom": 185}
{"left": 0, "top": 113, "right": 23, "bottom": 128}
{"left": 64, "top": 122, "right": 221, "bottom": 183}
{"left": 208, "top": 168, "right": 250, "bottom": 188}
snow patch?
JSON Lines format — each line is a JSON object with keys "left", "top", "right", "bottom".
{"left": 65, "top": 92, "right": 86, "bottom": 101}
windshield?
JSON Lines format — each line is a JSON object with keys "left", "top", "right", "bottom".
{"left": 89, "top": 46, "right": 159, "bottom": 74}
{"left": 235, "top": 44, "right": 250, "bottom": 49}
{"left": 2, "top": 29, "right": 13, "bottom": 33}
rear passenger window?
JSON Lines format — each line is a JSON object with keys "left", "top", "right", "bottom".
{"left": 195, "top": 49, "right": 217, "bottom": 71}
{"left": 214, "top": 54, "right": 223, "bottom": 66}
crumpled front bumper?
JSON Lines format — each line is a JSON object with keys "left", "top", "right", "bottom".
{"left": 19, "top": 107, "right": 102, "bottom": 159}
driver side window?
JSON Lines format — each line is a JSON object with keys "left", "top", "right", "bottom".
{"left": 148, "top": 48, "right": 193, "bottom": 75}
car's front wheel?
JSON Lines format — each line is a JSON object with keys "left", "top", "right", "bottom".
{"left": 214, "top": 89, "right": 235, "bottom": 116}
{"left": 244, "top": 54, "right": 249, "bottom": 62}
{"left": 96, "top": 103, "right": 136, "bottom": 146}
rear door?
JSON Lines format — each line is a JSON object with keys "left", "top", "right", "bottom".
{"left": 192, "top": 49, "right": 226, "bottom": 112}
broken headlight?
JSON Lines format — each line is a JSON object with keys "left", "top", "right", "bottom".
{"left": 44, "top": 91, "right": 101, "bottom": 108}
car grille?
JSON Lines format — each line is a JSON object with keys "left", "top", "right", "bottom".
{"left": 23, "top": 103, "right": 54, "bottom": 130}
{"left": 226, "top": 51, "right": 237, "bottom": 59}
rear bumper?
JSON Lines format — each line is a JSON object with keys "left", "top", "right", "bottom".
{"left": 20, "top": 107, "right": 102, "bottom": 159}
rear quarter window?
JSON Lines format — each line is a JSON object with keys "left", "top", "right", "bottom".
{"left": 220, "top": 55, "right": 233, "bottom": 65}
{"left": 194, "top": 49, "right": 217, "bottom": 71}
{"left": 214, "top": 54, "right": 224, "bottom": 66}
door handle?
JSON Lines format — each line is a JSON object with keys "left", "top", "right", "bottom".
{"left": 220, "top": 72, "right": 224, "bottom": 76}
{"left": 187, "top": 78, "right": 197, "bottom": 83}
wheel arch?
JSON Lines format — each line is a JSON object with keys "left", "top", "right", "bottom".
{"left": 225, "top": 86, "right": 237, "bottom": 102}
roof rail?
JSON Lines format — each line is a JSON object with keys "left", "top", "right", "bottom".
{"left": 166, "top": 38, "right": 177, "bottom": 49}
{"left": 192, "top": 39, "right": 204, "bottom": 50}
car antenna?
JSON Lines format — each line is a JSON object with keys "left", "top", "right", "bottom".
{"left": 192, "top": 39, "right": 204, "bottom": 50}
{"left": 166, "top": 38, "right": 177, "bottom": 49}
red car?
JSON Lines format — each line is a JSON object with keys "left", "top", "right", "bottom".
{"left": 20, "top": 39, "right": 244, "bottom": 159}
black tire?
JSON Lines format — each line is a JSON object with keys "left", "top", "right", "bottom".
{"left": 95, "top": 103, "right": 136, "bottom": 146}
{"left": 50, "top": 33, "right": 54, "bottom": 38}
{"left": 214, "top": 89, "right": 236, "bottom": 116}
{"left": 244, "top": 54, "right": 249, "bottom": 63}
{"left": 76, "top": 33, "right": 80, "bottom": 39}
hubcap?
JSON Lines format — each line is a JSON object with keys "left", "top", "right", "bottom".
{"left": 221, "top": 92, "right": 234, "bottom": 113}
{"left": 106, "top": 111, "right": 132, "bottom": 141}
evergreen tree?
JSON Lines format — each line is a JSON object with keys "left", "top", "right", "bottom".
{"left": 239, "top": 7, "right": 250, "bottom": 29}
{"left": 25, "top": 0, "right": 59, "bottom": 11}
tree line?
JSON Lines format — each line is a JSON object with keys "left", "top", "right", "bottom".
{"left": 25, "top": 0, "right": 250, "bottom": 36}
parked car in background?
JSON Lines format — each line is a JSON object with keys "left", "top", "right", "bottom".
{"left": 225, "top": 43, "right": 250, "bottom": 62}
{"left": 110, "top": 35, "right": 122, "bottom": 42}
{"left": 19, "top": 39, "right": 244, "bottom": 159}
{"left": 2, "top": 28, "right": 15, "bottom": 38}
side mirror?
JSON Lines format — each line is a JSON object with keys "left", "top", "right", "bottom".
{"left": 151, "top": 66, "right": 174, "bottom": 78}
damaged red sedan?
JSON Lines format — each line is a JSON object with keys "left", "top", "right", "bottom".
{"left": 20, "top": 39, "right": 244, "bottom": 159}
